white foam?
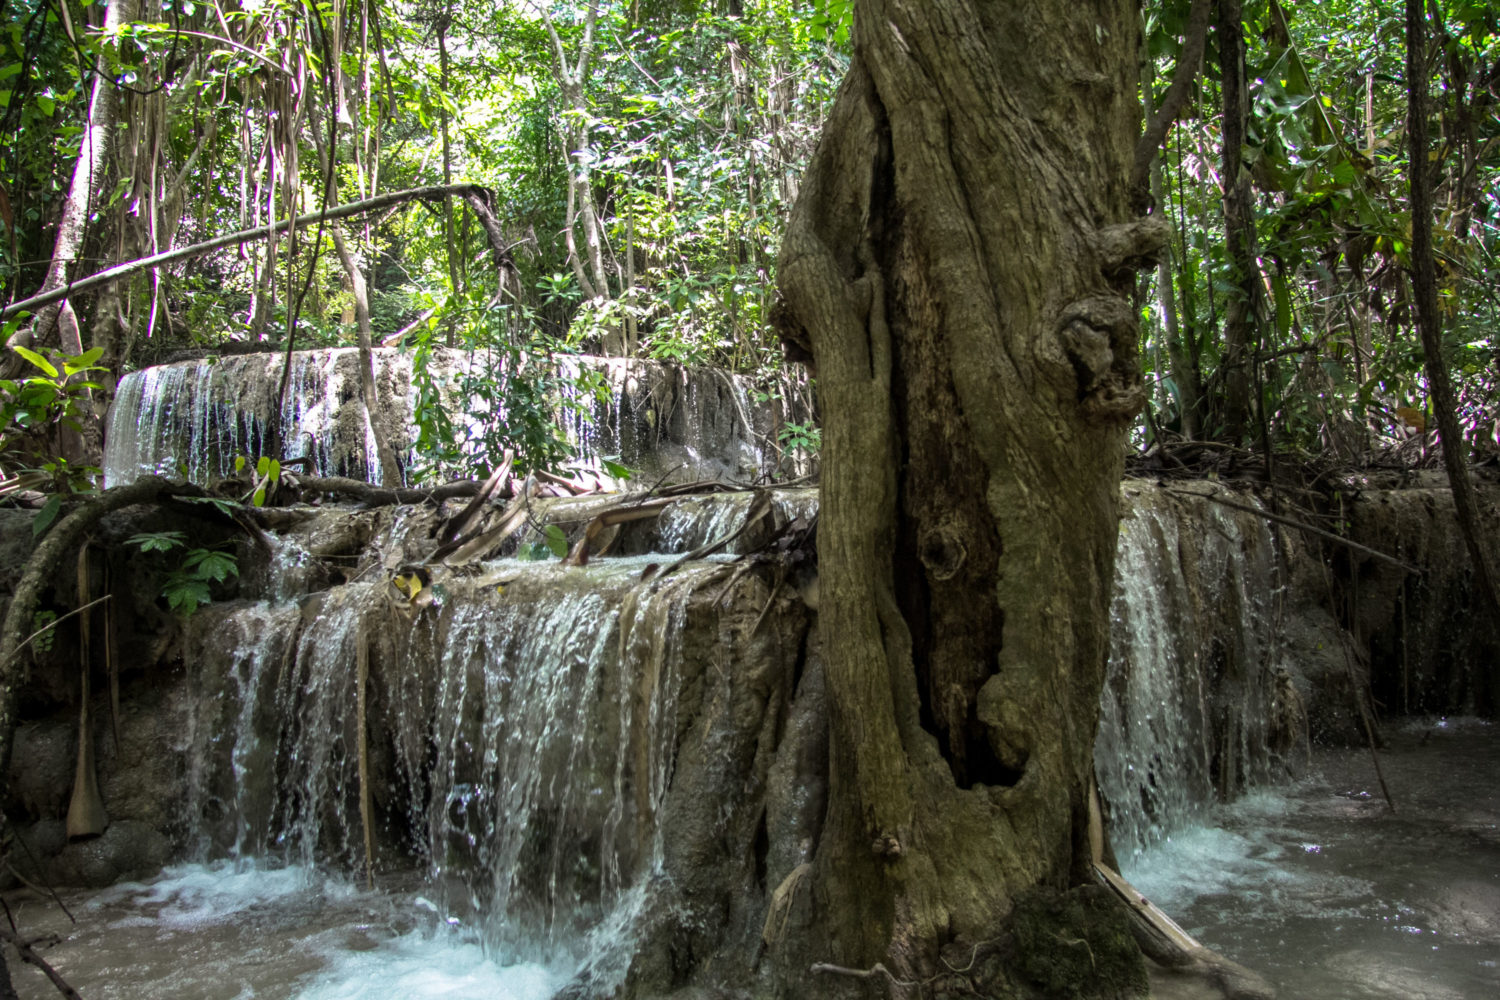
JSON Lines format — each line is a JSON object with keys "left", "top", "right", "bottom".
{"left": 294, "top": 930, "right": 565, "bottom": 1000}
{"left": 85, "top": 861, "right": 346, "bottom": 930}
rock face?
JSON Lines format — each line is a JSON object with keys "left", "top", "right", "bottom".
{"left": 102, "top": 349, "right": 817, "bottom": 489}
{"left": 1, "top": 479, "right": 1495, "bottom": 994}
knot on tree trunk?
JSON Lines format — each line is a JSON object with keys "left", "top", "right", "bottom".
{"left": 1089, "top": 216, "right": 1173, "bottom": 282}
{"left": 1056, "top": 296, "right": 1144, "bottom": 425}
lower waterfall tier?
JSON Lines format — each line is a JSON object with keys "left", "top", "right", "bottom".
{"left": 3, "top": 476, "right": 1495, "bottom": 998}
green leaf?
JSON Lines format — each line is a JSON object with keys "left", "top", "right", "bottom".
{"left": 189, "top": 550, "right": 239, "bottom": 583}
{"left": 544, "top": 523, "right": 569, "bottom": 558}
{"left": 164, "top": 578, "right": 212, "bottom": 615}
{"left": 184, "top": 495, "right": 239, "bottom": 517}
{"left": 127, "top": 530, "right": 186, "bottom": 553}
{"left": 252, "top": 486, "right": 266, "bottom": 507}
{"left": 12, "top": 345, "right": 58, "bottom": 377}
{"left": 517, "top": 541, "right": 552, "bottom": 562}
{"left": 602, "top": 458, "right": 634, "bottom": 480}
{"left": 62, "top": 346, "right": 104, "bottom": 374}
{"left": 32, "top": 495, "right": 61, "bottom": 537}
{"left": 268, "top": 458, "right": 281, "bottom": 482}
{"left": 256, "top": 455, "right": 271, "bottom": 476}
{"left": 234, "top": 455, "right": 246, "bottom": 473}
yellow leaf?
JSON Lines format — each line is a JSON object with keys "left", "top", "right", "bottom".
{"left": 1395, "top": 406, "right": 1426, "bottom": 432}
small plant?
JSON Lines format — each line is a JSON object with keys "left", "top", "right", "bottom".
{"left": 0, "top": 343, "right": 106, "bottom": 496}
{"left": 516, "top": 523, "right": 570, "bottom": 562}
{"left": 778, "top": 421, "right": 821, "bottom": 455}
{"left": 234, "top": 454, "right": 281, "bottom": 506}
{"left": 29, "top": 610, "right": 57, "bottom": 654}
{"left": 126, "top": 530, "right": 239, "bottom": 616}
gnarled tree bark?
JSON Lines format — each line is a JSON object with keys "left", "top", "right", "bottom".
{"left": 773, "top": 0, "right": 1162, "bottom": 991}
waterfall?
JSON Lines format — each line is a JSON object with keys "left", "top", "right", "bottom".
{"left": 104, "top": 350, "right": 815, "bottom": 489}
{"left": 1094, "top": 486, "right": 1284, "bottom": 860}
{"left": 177, "top": 556, "right": 726, "bottom": 986}
{"left": 104, "top": 351, "right": 384, "bottom": 487}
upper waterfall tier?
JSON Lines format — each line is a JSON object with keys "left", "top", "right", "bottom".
{"left": 102, "top": 348, "right": 816, "bottom": 488}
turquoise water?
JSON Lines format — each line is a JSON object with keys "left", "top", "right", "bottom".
{"left": 1124, "top": 718, "right": 1500, "bottom": 1000}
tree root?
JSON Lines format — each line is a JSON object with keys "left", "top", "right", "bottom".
{"left": 0, "top": 478, "right": 206, "bottom": 778}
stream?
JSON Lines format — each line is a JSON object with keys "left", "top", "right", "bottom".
{"left": 1125, "top": 717, "right": 1500, "bottom": 1000}
{"left": 6, "top": 718, "right": 1494, "bottom": 998}
{"left": 5, "top": 863, "right": 574, "bottom": 999}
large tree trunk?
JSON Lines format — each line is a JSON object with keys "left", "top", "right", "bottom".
{"left": 775, "top": 0, "right": 1164, "bottom": 989}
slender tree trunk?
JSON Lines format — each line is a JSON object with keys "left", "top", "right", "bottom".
{"left": 1216, "top": 0, "right": 1259, "bottom": 442}
{"left": 437, "top": 12, "right": 462, "bottom": 347}
{"left": 330, "top": 223, "right": 403, "bottom": 487}
{"left": 774, "top": 0, "right": 1163, "bottom": 988}
{"left": 306, "top": 86, "right": 404, "bottom": 490}
{"left": 7, "top": 0, "right": 136, "bottom": 356}
{"left": 1405, "top": 0, "right": 1500, "bottom": 631}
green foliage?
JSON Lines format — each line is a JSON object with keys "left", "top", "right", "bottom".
{"left": 777, "top": 421, "right": 821, "bottom": 456}
{"left": 1136, "top": 0, "right": 1500, "bottom": 457}
{"left": 29, "top": 610, "right": 56, "bottom": 654}
{"left": 126, "top": 530, "right": 239, "bottom": 617}
{"left": 405, "top": 293, "right": 599, "bottom": 480}
{"left": 0, "top": 342, "right": 105, "bottom": 490}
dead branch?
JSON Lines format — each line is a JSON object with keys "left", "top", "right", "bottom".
{"left": 292, "top": 475, "right": 481, "bottom": 506}
{"left": 1166, "top": 487, "right": 1419, "bottom": 573}
{"left": 0, "top": 917, "right": 83, "bottom": 999}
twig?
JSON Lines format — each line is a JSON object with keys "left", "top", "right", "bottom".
{"left": 811, "top": 962, "right": 913, "bottom": 987}
{"left": 1, "top": 857, "right": 74, "bottom": 924}
{"left": 0, "top": 923, "right": 82, "bottom": 999}
{"left": 14, "top": 596, "right": 111, "bottom": 656}
{"left": 1165, "top": 488, "right": 1419, "bottom": 573}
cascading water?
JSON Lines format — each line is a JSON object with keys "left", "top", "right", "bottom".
{"left": 1094, "top": 486, "right": 1285, "bottom": 859}
{"left": 103, "top": 350, "right": 814, "bottom": 490}
{"left": 103, "top": 350, "right": 379, "bottom": 487}
{"left": 7, "top": 478, "right": 1332, "bottom": 998}
{"left": 168, "top": 550, "right": 732, "bottom": 994}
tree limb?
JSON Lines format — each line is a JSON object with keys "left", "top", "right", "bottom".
{"left": 1130, "top": 0, "right": 1213, "bottom": 207}
{"left": 292, "top": 475, "right": 482, "bottom": 506}
{"left": 0, "top": 924, "right": 81, "bottom": 1000}
{"left": 2, "top": 184, "right": 496, "bottom": 324}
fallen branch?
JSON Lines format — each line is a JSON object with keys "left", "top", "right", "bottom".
{"left": 2, "top": 184, "right": 494, "bottom": 323}
{"left": 292, "top": 475, "right": 481, "bottom": 506}
{"left": 645, "top": 489, "right": 774, "bottom": 582}
{"left": 0, "top": 921, "right": 83, "bottom": 999}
